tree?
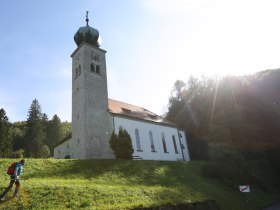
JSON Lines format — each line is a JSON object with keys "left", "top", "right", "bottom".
{"left": 25, "top": 99, "right": 45, "bottom": 157}
{"left": 61, "top": 121, "right": 72, "bottom": 139}
{"left": 109, "top": 130, "right": 134, "bottom": 159}
{"left": 11, "top": 121, "right": 27, "bottom": 156}
{"left": 41, "top": 144, "right": 50, "bottom": 158}
{"left": 0, "top": 108, "right": 13, "bottom": 157}
{"left": 46, "top": 114, "right": 63, "bottom": 156}
{"left": 172, "top": 80, "right": 186, "bottom": 101}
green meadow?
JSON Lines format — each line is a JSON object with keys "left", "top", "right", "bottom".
{"left": 0, "top": 159, "right": 278, "bottom": 210}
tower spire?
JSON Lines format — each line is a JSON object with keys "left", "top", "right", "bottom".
{"left": 86, "top": 11, "right": 89, "bottom": 25}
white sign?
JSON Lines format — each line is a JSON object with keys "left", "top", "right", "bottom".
{"left": 239, "top": 185, "right": 250, "bottom": 193}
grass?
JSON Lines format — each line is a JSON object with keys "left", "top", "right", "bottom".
{"left": 0, "top": 159, "right": 278, "bottom": 209}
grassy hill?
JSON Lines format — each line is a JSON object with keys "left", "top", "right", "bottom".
{"left": 0, "top": 159, "right": 278, "bottom": 210}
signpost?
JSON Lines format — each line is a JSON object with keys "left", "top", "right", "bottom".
{"left": 239, "top": 185, "right": 250, "bottom": 205}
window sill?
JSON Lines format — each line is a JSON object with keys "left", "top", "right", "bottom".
{"left": 137, "top": 150, "right": 143, "bottom": 152}
{"left": 90, "top": 71, "right": 101, "bottom": 76}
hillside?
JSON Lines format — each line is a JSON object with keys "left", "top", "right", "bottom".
{"left": 167, "top": 69, "right": 280, "bottom": 150}
{"left": 0, "top": 159, "right": 278, "bottom": 210}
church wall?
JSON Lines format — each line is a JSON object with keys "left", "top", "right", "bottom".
{"left": 71, "top": 46, "right": 87, "bottom": 159}
{"left": 112, "top": 116, "right": 190, "bottom": 161}
{"left": 54, "top": 138, "right": 72, "bottom": 159}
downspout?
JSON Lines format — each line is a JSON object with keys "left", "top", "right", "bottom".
{"left": 112, "top": 113, "right": 115, "bottom": 131}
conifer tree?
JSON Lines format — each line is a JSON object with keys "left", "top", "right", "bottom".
{"left": 109, "top": 130, "right": 134, "bottom": 159}
{"left": 0, "top": 108, "right": 13, "bottom": 157}
{"left": 25, "top": 99, "right": 45, "bottom": 157}
{"left": 47, "top": 114, "right": 63, "bottom": 156}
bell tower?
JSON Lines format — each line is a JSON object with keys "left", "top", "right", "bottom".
{"left": 71, "top": 12, "right": 113, "bottom": 159}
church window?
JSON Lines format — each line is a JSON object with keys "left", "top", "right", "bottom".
{"left": 91, "top": 63, "right": 95, "bottom": 72}
{"left": 135, "top": 129, "right": 142, "bottom": 151}
{"left": 75, "top": 68, "right": 78, "bottom": 77}
{"left": 172, "top": 135, "right": 179, "bottom": 154}
{"left": 149, "top": 131, "right": 156, "bottom": 152}
{"left": 96, "top": 65, "right": 100, "bottom": 74}
{"left": 162, "top": 133, "right": 168, "bottom": 153}
{"left": 78, "top": 65, "right": 81, "bottom": 75}
{"left": 122, "top": 108, "right": 131, "bottom": 113}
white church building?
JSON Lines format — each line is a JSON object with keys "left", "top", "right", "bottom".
{"left": 54, "top": 14, "right": 190, "bottom": 161}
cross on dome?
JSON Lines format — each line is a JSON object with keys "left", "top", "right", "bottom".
{"left": 86, "top": 11, "right": 89, "bottom": 25}
{"left": 74, "top": 11, "right": 101, "bottom": 47}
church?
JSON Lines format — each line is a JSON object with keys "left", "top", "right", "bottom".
{"left": 54, "top": 14, "right": 190, "bottom": 161}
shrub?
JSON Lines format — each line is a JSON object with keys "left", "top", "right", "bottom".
{"left": 40, "top": 144, "right": 50, "bottom": 158}
{"left": 109, "top": 130, "right": 134, "bottom": 159}
{"left": 202, "top": 144, "right": 279, "bottom": 192}
{"left": 12, "top": 149, "right": 25, "bottom": 158}
{"left": 187, "top": 135, "right": 209, "bottom": 160}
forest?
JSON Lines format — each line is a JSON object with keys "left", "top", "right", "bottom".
{"left": 0, "top": 99, "right": 71, "bottom": 158}
{"left": 166, "top": 69, "right": 280, "bottom": 191}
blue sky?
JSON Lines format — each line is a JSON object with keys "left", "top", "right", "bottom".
{"left": 1, "top": 0, "right": 280, "bottom": 122}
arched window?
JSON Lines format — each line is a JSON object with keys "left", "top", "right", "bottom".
{"left": 162, "top": 133, "right": 168, "bottom": 153}
{"left": 78, "top": 65, "right": 81, "bottom": 75}
{"left": 135, "top": 129, "right": 142, "bottom": 151}
{"left": 91, "top": 63, "right": 95, "bottom": 72}
{"left": 149, "top": 131, "right": 156, "bottom": 152}
{"left": 172, "top": 135, "right": 179, "bottom": 154}
{"left": 96, "top": 65, "right": 100, "bottom": 74}
{"left": 119, "top": 126, "right": 123, "bottom": 132}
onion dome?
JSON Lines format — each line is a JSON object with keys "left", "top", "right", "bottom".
{"left": 74, "top": 12, "right": 102, "bottom": 47}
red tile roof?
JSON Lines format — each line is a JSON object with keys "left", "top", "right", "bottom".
{"left": 108, "top": 99, "right": 177, "bottom": 127}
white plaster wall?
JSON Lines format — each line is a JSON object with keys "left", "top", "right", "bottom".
{"left": 54, "top": 138, "right": 72, "bottom": 159}
{"left": 112, "top": 116, "right": 190, "bottom": 161}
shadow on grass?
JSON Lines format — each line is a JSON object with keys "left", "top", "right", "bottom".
{"left": 25, "top": 159, "right": 197, "bottom": 186}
